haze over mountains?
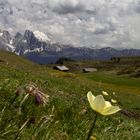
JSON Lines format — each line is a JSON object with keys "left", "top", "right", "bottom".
{"left": 0, "top": 29, "right": 140, "bottom": 64}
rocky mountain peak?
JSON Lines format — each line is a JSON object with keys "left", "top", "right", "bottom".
{"left": 0, "top": 28, "right": 140, "bottom": 64}
{"left": 15, "top": 32, "right": 23, "bottom": 39}
{"left": 24, "top": 30, "right": 36, "bottom": 46}
{"left": 0, "top": 29, "right": 11, "bottom": 44}
{"left": 33, "top": 30, "right": 51, "bottom": 42}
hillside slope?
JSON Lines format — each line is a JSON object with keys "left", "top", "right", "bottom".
{"left": 0, "top": 50, "right": 41, "bottom": 71}
{"left": 0, "top": 52, "right": 140, "bottom": 140}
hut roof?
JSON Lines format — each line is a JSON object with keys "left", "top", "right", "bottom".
{"left": 82, "top": 68, "right": 97, "bottom": 72}
{"left": 54, "top": 65, "right": 69, "bottom": 71}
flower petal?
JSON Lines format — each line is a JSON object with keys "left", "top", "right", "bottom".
{"left": 102, "top": 91, "right": 108, "bottom": 96}
{"left": 111, "top": 99, "right": 117, "bottom": 103}
{"left": 87, "top": 91, "right": 95, "bottom": 110}
{"left": 113, "top": 92, "right": 116, "bottom": 95}
{"left": 92, "top": 95, "right": 105, "bottom": 113}
{"left": 101, "top": 106, "right": 121, "bottom": 115}
{"left": 104, "top": 101, "right": 112, "bottom": 108}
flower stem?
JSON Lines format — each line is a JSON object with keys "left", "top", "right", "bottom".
{"left": 86, "top": 113, "right": 98, "bottom": 140}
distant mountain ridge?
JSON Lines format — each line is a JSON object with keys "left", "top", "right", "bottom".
{"left": 0, "top": 29, "right": 140, "bottom": 64}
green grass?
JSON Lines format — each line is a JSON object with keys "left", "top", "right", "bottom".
{"left": 0, "top": 51, "right": 140, "bottom": 140}
{"left": 84, "top": 72, "right": 140, "bottom": 88}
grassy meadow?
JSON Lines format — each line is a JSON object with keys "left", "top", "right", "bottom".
{"left": 0, "top": 51, "right": 140, "bottom": 140}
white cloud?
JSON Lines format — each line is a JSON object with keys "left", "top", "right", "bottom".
{"left": 46, "top": 23, "right": 65, "bottom": 35}
{"left": 0, "top": 0, "right": 140, "bottom": 49}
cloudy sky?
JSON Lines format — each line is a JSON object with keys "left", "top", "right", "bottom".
{"left": 0, "top": 0, "right": 140, "bottom": 49}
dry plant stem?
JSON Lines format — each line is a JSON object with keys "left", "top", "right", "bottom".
{"left": 0, "top": 95, "right": 18, "bottom": 122}
{"left": 8, "top": 95, "right": 18, "bottom": 108}
{"left": 14, "top": 118, "right": 30, "bottom": 140}
{"left": 86, "top": 113, "right": 98, "bottom": 140}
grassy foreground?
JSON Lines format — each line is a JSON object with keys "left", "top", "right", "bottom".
{"left": 0, "top": 51, "right": 140, "bottom": 140}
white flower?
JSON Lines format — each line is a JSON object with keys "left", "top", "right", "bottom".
{"left": 87, "top": 91, "right": 120, "bottom": 115}
{"left": 102, "top": 91, "right": 109, "bottom": 96}
{"left": 113, "top": 92, "right": 116, "bottom": 95}
{"left": 111, "top": 99, "right": 117, "bottom": 103}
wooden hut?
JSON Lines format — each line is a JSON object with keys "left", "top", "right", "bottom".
{"left": 82, "top": 68, "right": 97, "bottom": 73}
{"left": 54, "top": 65, "right": 69, "bottom": 71}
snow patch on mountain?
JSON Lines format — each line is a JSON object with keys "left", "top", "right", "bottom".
{"left": 33, "top": 31, "right": 51, "bottom": 42}
{"left": 0, "top": 32, "right": 3, "bottom": 37}
{"left": 10, "top": 39, "right": 13, "bottom": 45}
{"left": 6, "top": 43, "right": 15, "bottom": 52}
{"left": 23, "top": 47, "right": 44, "bottom": 55}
